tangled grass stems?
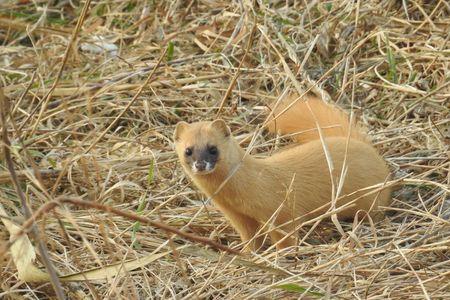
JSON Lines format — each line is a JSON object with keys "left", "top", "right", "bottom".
{"left": 0, "top": 0, "right": 449, "bottom": 298}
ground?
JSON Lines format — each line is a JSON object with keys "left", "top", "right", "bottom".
{"left": 0, "top": 0, "right": 449, "bottom": 299}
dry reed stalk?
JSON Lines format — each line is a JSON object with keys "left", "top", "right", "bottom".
{"left": 0, "top": 0, "right": 449, "bottom": 298}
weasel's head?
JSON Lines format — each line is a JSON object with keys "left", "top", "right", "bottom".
{"left": 173, "top": 120, "right": 231, "bottom": 176}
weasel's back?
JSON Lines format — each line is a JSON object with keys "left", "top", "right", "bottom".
{"left": 267, "top": 94, "right": 368, "bottom": 144}
{"left": 263, "top": 137, "right": 391, "bottom": 220}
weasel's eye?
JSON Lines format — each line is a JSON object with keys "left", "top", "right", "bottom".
{"left": 208, "top": 146, "right": 218, "bottom": 155}
{"left": 185, "top": 148, "right": 192, "bottom": 156}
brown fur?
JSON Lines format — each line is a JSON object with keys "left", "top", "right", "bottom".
{"left": 174, "top": 94, "right": 391, "bottom": 251}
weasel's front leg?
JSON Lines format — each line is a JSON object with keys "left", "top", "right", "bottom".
{"left": 268, "top": 221, "right": 297, "bottom": 250}
{"left": 269, "top": 229, "right": 297, "bottom": 250}
{"left": 214, "top": 202, "right": 264, "bottom": 252}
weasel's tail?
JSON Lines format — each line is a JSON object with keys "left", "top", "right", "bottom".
{"left": 267, "top": 94, "right": 369, "bottom": 144}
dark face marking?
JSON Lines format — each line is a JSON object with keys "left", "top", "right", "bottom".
{"left": 184, "top": 144, "right": 219, "bottom": 174}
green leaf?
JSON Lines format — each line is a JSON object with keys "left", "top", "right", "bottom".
{"left": 47, "top": 157, "right": 57, "bottom": 169}
{"left": 94, "top": 3, "right": 107, "bottom": 16}
{"left": 124, "top": 2, "right": 136, "bottom": 12}
{"left": 147, "top": 160, "right": 155, "bottom": 185}
{"left": 136, "top": 198, "right": 147, "bottom": 214}
{"left": 408, "top": 71, "right": 417, "bottom": 83}
{"left": 274, "top": 283, "right": 324, "bottom": 297}
{"left": 385, "top": 36, "right": 398, "bottom": 83}
{"left": 167, "top": 41, "right": 175, "bottom": 61}
{"left": 131, "top": 196, "right": 148, "bottom": 249}
{"left": 28, "top": 150, "right": 45, "bottom": 159}
{"left": 47, "top": 16, "right": 69, "bottom": 25}
{"left": 131, "top": 222, "right": 142, "bottom": 249}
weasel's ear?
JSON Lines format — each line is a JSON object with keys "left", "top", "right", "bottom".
{"left": 174, "top": 121, "right": 189, "bottom": 142}
{"left": 211, "top": 119, "right": 231, "bottom": 137}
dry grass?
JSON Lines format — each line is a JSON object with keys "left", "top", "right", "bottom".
{"left": 1, "top": 0, "right": 449, "bottom": 299}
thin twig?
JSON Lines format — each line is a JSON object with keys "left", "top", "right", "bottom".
{"left": 4, "top": 196, "right": 241, "bottom": 256}
{"left": 0, "top": 88, "right": 66, "bottom": 299}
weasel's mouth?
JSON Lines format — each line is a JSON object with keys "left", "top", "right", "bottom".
{"left": 191, "top": 161, "right": 215, "bottom": 175}
{"left": 192, "top": 169, "right": 215, "bottom": 175}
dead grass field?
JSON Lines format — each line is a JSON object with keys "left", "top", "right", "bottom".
{"left": 1, "top": 0, "right": 449, "bottom": 299}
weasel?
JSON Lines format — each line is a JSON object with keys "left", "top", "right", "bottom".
{"left": 173, "top": 94, "right": 391, "bottom": 251}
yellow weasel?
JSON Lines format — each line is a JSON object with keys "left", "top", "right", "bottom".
{"left": 173, "top": 94, "right": 391, "bottom": 251}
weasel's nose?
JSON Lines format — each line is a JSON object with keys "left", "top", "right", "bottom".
{"left": 194, "top": 161, "right": 206, "bottom": 171}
